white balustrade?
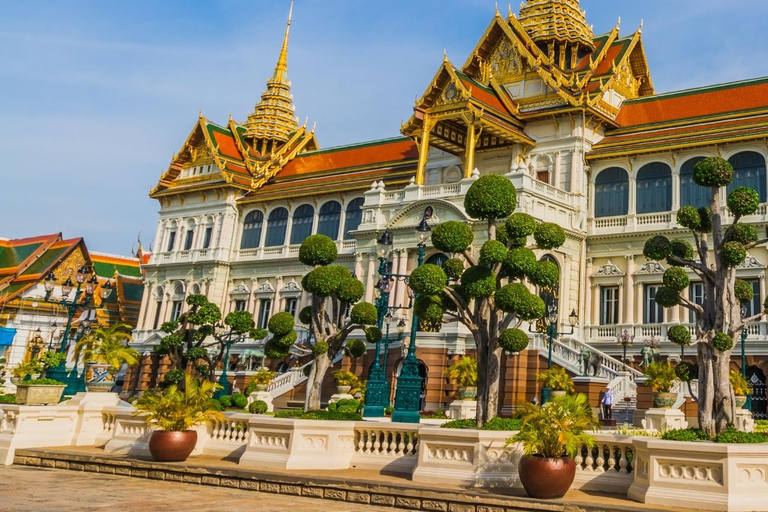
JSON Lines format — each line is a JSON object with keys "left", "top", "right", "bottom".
{"left": 351, "top": 423, "right": 420, "bottom": 473}
{"left": 636, "top": 212, "right": 672, "bottom": 225}
{"left": 573, "top": 433, "right": 635, "bottom": 493}
{"left": 594, "top": 216, "right": 628, "bottom": 229}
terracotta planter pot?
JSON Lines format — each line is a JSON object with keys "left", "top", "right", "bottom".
{"left": 148, "top": 430, "right": 198, "bottom": 462}
{"left": 735, "top": 395, "right": 747, "bottom": 408}
{"left": 519, "top": 456, "right": 576, "bottom": 499}
{"left": 456, "top": 386, "right": 477, "bottom": 400}
{"left": 84, "top": 362, "right": 114, "bottom": 393}
{"left": 653, "top": 392, "right": 677, "bottom": 408}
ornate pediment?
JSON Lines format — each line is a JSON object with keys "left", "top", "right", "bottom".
{"left": 489, "top": 38, "right": 523, "bottom": 80}
{"left": 594, "top": 260, "right": 624, "bottom": 277}
{"left": 635, "top": 261, "right": 666, "bottom": 275}
{"left": 738, "top": 253, "right": 765, "bottom": 269}
{"left": 257, "top": 282, "right": 275, "bottom": 293}
{"left": 230, "top": 283, "right": 250, "bottom": 296}
{"left": 282, "top": 280, "right": 302, "bottom": 293}
{"left": 387, "top": 200, "right": 468, "bottom": 229}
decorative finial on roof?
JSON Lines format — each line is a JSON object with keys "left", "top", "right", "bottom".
{"left": 508, "top": 4, "right": 514, "bottom": 18}
{"left": 494, "top": 2, "right": 499, "bottom": 15}
{"left": 443, "top": 48, "right": 448, "bottom": 61}
{"left": 198, "top": 109, "right": 203, "bottom": 119}
{"left": 616, "top": 16, "right": 621, "bottom": 30}
{"left": 639, "top": 19, "right": 644, "bottom": 33}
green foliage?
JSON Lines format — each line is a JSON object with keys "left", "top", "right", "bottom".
{"left": 332, "top": 369, "right": 359, "bottom": 386}
{"left": 730, "top": 370, "right": 752, "bottom": 395}
{"left": 304, "top": 265, "right": 351, "bottom": 297}
{"left": 414, "top": 294, "right": 445, "bottom": 323}
{"left": 496, "top": 223, "right": 510, "bottom": 246}
{"left": 668, "top": 239, "right": 695, "bottom": 265}
{"left": 327, "top": 398, "right": 360, "bottom": 414}
{"left": 251, "top": 327, "right": 268, "bottom": 340}
{"left": 249, "top": 400, "right": 268, "bottom": 414}
{"left": 231, "top": 392, "right": 247, "bottom": 409}
{"left": 714, "top": 427, "right": 768, "bottom": 444}
{"left": 498, "top": 328, "right": 530, "bottom": 354}
{"left": 528, "top": 260, "right": 559, "bottom": 288}
{"left": 223, "top": 310, "right": 254, "bottom": 334}
{"left": 510, "top": 394, "right": 597, "bottom": 458}
{"left": 205, "top": 399, "right": 222, "bottom": 411}
{"left": 337, "top": 278, "right": 365, "bottom": 304}
{"left": 345, "top": 339, "right": 367, "bottom": 358}
{"left": 693, "top": 157, "right": 734, "bottom": 187}
{"left": 677, "top": 205, "right": 701, "bottom": 230}
{"left": 662, "top": 428, "right": 712, "bottom": 442}
{"left": 667, "top": 325, "right": 692, "bottom": 346}
{"left": 698, "top": 207, "right": 713, "bottom": 232}
{"left": 536, "top": 367, "right": 575, "bottom": 393}
{"left": 735, "top": 279, "right": 754, "bottom": 304}
{"left": 384, "top": 406, "right": 393, "bottom": 416}
{"left": 161, "top": 369, "right": 184, "bottom": 387}
{"left": 643, "top": 361, "right": 678, "bottom": 393}
{"left": 75, "top": 323, "right": 139, "bottom": 374}
{"left": 134, "top": 373, "right": 224, "bottom": 432}
{"left": 644, "top": 235, "right": 671, "bottom": 261}
{"left": 460, "top": 265, "right": 496, "bottom": 299}
{"left": 273, "top": 410, "right": 363, "bottom": 421}
{"left": 39, "top": 351, "right": 66, "bottom": 372}
{"left": 298, "top": 306, "right": 312, "bottom": 325}
{"left": 729, "top": 224, "right": 759, "bottom": 245}
{"left": 505, "top": 247, "right": 537, "bottom": 279}
{"left": 713, "top": 332, "right": 734, "bottom": 352}
{"left": 441, "top": 417, "right": 521, "bottom": 431}
{"left": 185, "top": 347, "right": 208, "bottom": 361}
{"left": 722, "top": 241, "right": 747, "bottom": 267}
{"left": 0, "top": 394, "right": 16, "bottom": 404}
{"left": 312, "top": 340, "right": 329, "bottom": 355}
{"left": 187, "top": 302, "right": 221, "bottom": 326}
{"left": 298, "top": 234, "right": 338, "bottom": 266}
{"left": 494, "top": 283, "right": 545, "bottom": 320}
{"left": 350, "top": 302, "right": 377, "bottom": 325}
{"left": 506, "top": 213, "right": 536, "bottom": 240}
{"left": 443, "top": 258, "right": 465, "bottom": 280}
{"left": 757, "top": 420, "right": 768, "bottom": 433}
{"left": 186, "top": 294, "right": 208, "bottom": 308}
{"left": 18, "top": 378, "right": 65, "bottom": 386}
{"left": 11, "top": 359, "right": 42, "bottom": 379}
{"left": 364, "top": 326, "right": 382, "bottom": 344}
{"left": 419, "top": 409, "right": 447, "bottom": 418}
{"left": 218, "top": 395, "right": 232, "bottom": 408}
{"left": 408, "top": 264, "right": 447, "bottom": 295}
{"left": 267, "top": 312, "right": 295, "bottom": 337}
{"left": 464, "top": 174, "right": 517, "bottom": 220}
{"left": 431, "top": 221, "right": 474, "bottom": 254}
{"left": 252, "top": 368, "right": 276, "bottom": 385}
{"left": 533, "top": 223, "right": 566, "bottom": 250}
{"left": 727, "top": 186, "right": 760, "bottom": 216}
{"left": 662, "top": 267, "right": 690, "bottom": 292}
{"left": 654, "top": 286, "right": 681, "bottom": 307}
{"left": 264, "top": 339, "right": 289, "bottom": 359}
{"left": 675, "top": 362, "right": 698, "bottom": 382}
{"left": 445, "top": 356, "right": 478, "bottom": 387}
{"left": 272, "top": 330, "right": 298, "bottom": 350}
{"left": 479, "top": 240, "right": 507, "bottom": 266}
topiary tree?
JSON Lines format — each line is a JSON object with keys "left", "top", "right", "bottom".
{"left": 265, "top": 234, "right": 377, "bottom": 411}
{"left": 155, "top": 294, "right": 265, "bottom": 384}
{"left": 643, "top": 157, "right": 768, "bottom": 435}
{"left": 408, "top": 174, "right": 567, "bottom": 426}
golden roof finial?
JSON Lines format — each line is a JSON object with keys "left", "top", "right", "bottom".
{"left": 273, "top": 0, "right": 294, "bottom": 83}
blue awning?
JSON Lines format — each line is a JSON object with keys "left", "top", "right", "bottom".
{"left": 0, "top": 327, "right": 16, "bottom": 346}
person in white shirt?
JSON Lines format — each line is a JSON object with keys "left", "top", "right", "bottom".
{"left": 601, "top": 387, "right": 614, "bottom": 420}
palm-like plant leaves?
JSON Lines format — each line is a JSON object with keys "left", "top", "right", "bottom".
{"left": 134, "top": 373, "right": 224, "bottom": 431}
{"left": 75, "top": 323, "right": 140, "bottom": 373}
{"left": 444, "top": 356, "right": 478, "bottom": 387}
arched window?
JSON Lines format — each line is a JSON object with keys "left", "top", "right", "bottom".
{"left": 265, "top": 208, "right": 289, "bottom": 247}
{"left": 343, "top": 198, "right": 365, "bottom": 239}
{"left": 680, "top": 157, "right": 709, "bottom": 209}
{"left": 594, "top": 167, "right": 629, "bottom": 218}
{"left": 317, "top": 201, "right": 342, "bottom": 240}
{"left": 425, "top": 253, "right": 449, "bottom": 267}
{"left": 636, "top": 162, "right": 672, "bottom": 214}
{"left": 728, "top": 151, "right": 767, "bottom": 202}
{"left": 240, "top": 210, "right": 264, "bottom": 249}
{"left": 290, "top": 204, "right": 314, "bottom": 245}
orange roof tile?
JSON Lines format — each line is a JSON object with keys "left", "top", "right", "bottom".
{"left": 279, "top": 138, "right": 418, "bottom": 177}
{"left": 210, "top": 129, "right": 244, "bottom": 161}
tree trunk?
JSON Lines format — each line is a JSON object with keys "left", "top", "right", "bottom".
{"left": 475, "top": 331, "right": 490, "bottom": 427}
{"left": 305, "top": 352, "right": 331, "bottom": 412}
{"left": 713, "top": 345, "right": 735, "bottom": 434}
{"left": 484, "top": 345, "right": 503, "bottom": 423}
{"left": 697, "top": 340, "right": 716, "bottom": 435}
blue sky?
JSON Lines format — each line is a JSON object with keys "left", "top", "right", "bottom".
{"left": 1, "top": 0, "right": 767, "bottom": 255}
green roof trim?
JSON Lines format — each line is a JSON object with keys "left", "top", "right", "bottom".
{"left": 624, "top": 75, "right": 768, "bottom": 105}
{"left": 0, "top": 242, "right": 44, "bottom": 269}
{"left": 20, "top": 246, "right": 68, "bottom": 276}
{"left": 122, "top": 281, "right": 145, "bottom": 302}
{"left": 92, "top": 261, "right": 141, "bottom": 278}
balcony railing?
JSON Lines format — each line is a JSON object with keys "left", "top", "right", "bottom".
{"left": 587, "top": 321, "right": 768, "bottom": 344}
{"left": 237, "top": 239, "right": 356, "bottom": 261}
{"left": 149, "top": 248, "right": 221, "bottom": 265}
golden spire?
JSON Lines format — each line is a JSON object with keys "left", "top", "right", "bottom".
{"left": 244, "top": 0, "right": 299, "bottom": 148}
{"left": 518, "top": 0, "right": 594, "bottom": 51}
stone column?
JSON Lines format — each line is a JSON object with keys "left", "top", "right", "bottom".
{"left": 584, "top": 258, "right": 593, "bottom": 327}
{"left": 570, "top": 150, "right": 580, "bottom": 194}
{"left": 635, "top": 281, "right": 644, "bottom": 326}
{"left": 671, "top": 167, "right": 681, "bottom": 211}
{"left": 592, "top": 284, "right": 601, "bottom": 326}
{"left": 364, "top": 253, "right": 377, "bottom": 303}
{"left": 625, "top": 256, "right": 635, "bottom": 326}
{"left": 553, "top": 151, "right": 561, "bottom": 188}
{"left": 395, "top": 249, "right": 409, "bottom": 308}
{"left": 628, "top": 176, "right": 637, "bottom": 215}
{"left": 137, "top": 281, "right": 152, "bottom": 330}
{"left": 354, "top": 252, "right": 364, "bottom": 279}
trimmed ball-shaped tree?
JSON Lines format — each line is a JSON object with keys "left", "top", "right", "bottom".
{"left": 365, "top": 326, "right": 382, "bottom": 344}
{"left": 729, "top": 224, "right": 758, "bottom": 245}
{"left": 480, "top": 240, "right": 508, "bottom": 266}
{"left": 464, "top": 174, "right": 517, "bottom": 219}
{"left": 735, "top": 279, "right": 754, "bottom": 304}
{"left": 654, "top": 287, "right": 681, "bottom": 307}
{"left": 533, "top": 223, "right": 566, "bottom": 250}
{"left": 350, "top": 302, "right": 378, "bottom": 325}
{"left": 408, "top": 264, "right": 447, "bottom": 295}
{"left": 498, "top": 328, "right": 529, "bottom": 354}
{"left": 265, "top": 339, "right": 288, "bottom": 359}
{"left": 432, "top": 221, "right": 474, "bottom": 254}
{"left": 337, "top": 278, "right": 365, "bottom": 304}
{"left": 667, "top": 325, "right": 691, "bottom": 346}
{"left": 345, "top": 339, "right": 367, "bottom": 358}
{"left": 494, "top": 283, "right": 545, "bottom": 320}
{"left": 505, "top": 247, "right": 537, "bottom": 279}
{"left": 712, "top": 332, "right": 734, "bottom": 352}
{"left": 727, "top": 186, "right": 760, "bottom": 217}
{"left": 460, "top": 266, "right": 497, "bottom": 299}
{"left": 722, "top": 241, "right": 747, "bottom": 267}
{"left": 693, "top": 157, "right": 734, "bottom": 187}
{"left": 677, "top": 205, "right": 701, "bottom": 230}
{"left": 298, "top": 234, "right": 338, "bottom": 266}
{"left": 528, "top": 260, "right": 559, "bottom": 289}
{"left": 443, "top": 258, "right": 464, "bottom": 280}
{"left": 312, "top": 340, "right": 329, "bottom": 355}
{"left": 668, "top": 239, "right": 695, "bottom": 264}
{"left": 298, "top": 306, "right": 312, "bottom": 325}
{"left": 273, "top": 330, "right": 298, "bottom": 349}
{"left": 506, "top": 213, "right": 536, "bottom": 239}
{"left": 305, "top": 265, "right": 351, "bottom": 297}
{"left": 414, "top": 295, "right": 445, "bottom": 323}
{"left": 268, "top": 312, "right": 295, "bottom": 336}
{"left": 644, "top": 235, "right": 671, "bottom": 261}
{"left": 675, "top": 362, "right": 698, "bottom": 382}
{"left": 663, "top": 267, "right": 690, "bottom": 292}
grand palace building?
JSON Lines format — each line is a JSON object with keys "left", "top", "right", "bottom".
{"left": 127, "top": 0, "right": 768, "bottom": 419}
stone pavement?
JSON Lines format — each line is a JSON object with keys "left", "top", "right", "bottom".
{"left": 0, "top": 465, "right": 381, "bottom": 512}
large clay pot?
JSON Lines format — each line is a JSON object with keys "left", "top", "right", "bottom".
{"left": 336, "top": 385, "right": 351, "bottom": 395}
{"left": 653, "top": 392, "right": 677, "bottom": 408}
{"left": 735, "top": 395, "right": 747, "bottom": 409}
{"left": 457, "top": 386, "right": 477, "bottom": 400}
{"left": 519, "top": 456, "right": 576, "bottom": 499}
{"left": 84, "top": 362, "right": 114, "bottom": 392}
{"left": 148, "top": 430, "right": 198, "bottom": 462}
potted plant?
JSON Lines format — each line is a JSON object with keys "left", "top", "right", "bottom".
{"left": 445, "top": 356, "right": 478, "bottom": 400}
{"left": 134, "top": 372, "right": 223, "bottom": 462}
{"left": 249, "top": 368, "right": 276, "bottom": 392}
{"left": 536, "top": 367, "right": 575, "bottom": 398}
{"left": 643, "top": 360, "right": 678, "bottom": 408}
{"left": 729, "top": 370, "right": 752, "bottom": 409}
{"left": 10, "top": 359, "right": 43, "bottom": 385}
{"left": 15, "top": 378, "right": 66, "bottom": 405}
{"left": 509, "top": 393, "right": 597, "bottom": 499}
{"left": 332, "top": 369, "right": 358, "bottom": 395}
{"left": 75, "top": 323, "right": 140, "bottom": 392}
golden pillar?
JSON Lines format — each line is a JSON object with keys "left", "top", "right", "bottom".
{"left": 415, "top": 115, "right": 434, "bottom": 186}
{"left": 464, "top": 123, "right": 478, "bottom": 179}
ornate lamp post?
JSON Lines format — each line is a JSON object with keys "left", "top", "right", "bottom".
{"left": 391, "top": 209, "right": 432, "bottom": 423}
{"left": 617, "top": 329, "right": 635, "bottom": 371}
{"left": 42, "top": 267, "right": 112, "bottom": 395}
{"left": 740, "top": 304, "right": 752, "bottom": 411}
{"left": 214, "top": 324, "right": 254, "bottom": 399}
{"left": 534, "top": 295, "right": 577, "bottom": 404}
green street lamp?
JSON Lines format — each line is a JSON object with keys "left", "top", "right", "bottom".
{"left": 42, "top": 267, "right": 113, "bottom": 395}
{"left": 532, "top": 296, "right": 577, "bottom": 404}
{"left": 391, "top": 208, "right": 432, "bottom": 423}
{"left": 740, "top": 304, "right": 752, "bottom": 411}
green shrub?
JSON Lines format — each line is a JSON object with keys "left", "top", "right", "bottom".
{"left": 675, "top": 362, "right": 698, "bottom": 382}
{"left": 654, "top": 287, "right": 680, "bottom": 307}
{"left": 755, "top": 420, "right": 768, "bottom": 433}
{"left": 298, "top": 306, "right": 312, "bottom": 325}
{"left": 443, "top": 258, "right": 465, "bottom": 280}
{"left": 431, "top": 221, "right": 474, "bottom": 254}
{"left": 414, "top": 295, "right": 445, "bottom": 323}
{"left": 328, "top": 398, "right": 360, "bottom": 414}
{"left": 729, "top": 224, "right": 759, "bottom": 245}
{"left": 420, "top": 409, "right": 447, "bottom": 418}
{"left": 440, "top": 418, "right": 477, "bottom": 429}
{"left": 273, "top": 410, "right": 362, "bottom": 421}
{"left": 218, "top": 395, "right": 232, "bottom": 408}
{"left": 479, "top": 240, "right": 507, "bottom": 266}
{"left": 668, "top": 239, "right": 694, "bottom": 265}
{"left": 251, "top": 327, "right": 268, "bottom": 340}
{"left": 643, "top": 361, "right": 678, "bottom": 392}
{"left": 264, "top": 339, "right": 289, "bottom": 359}
{"left": 230, "top": 392, "right": 247, "bottom": 409}
{"left": 268, "top": 312, "right": 295, "bottom": 336}
{"left": 460, "top": 266, "right": 496, "bottom": 299}
{"left": 206, "top": 398, "right": 223, "bottom": 411}
{"left": 161, "top": 369, "right": 185, "bottom": 387}
{"left": 533, "top": 223, "right": 566, "bottom": 249}
{"left": 667, "top": 325, "right": 691, "bottom": 346}
{"left": 299, "top": 234, "right": 338, "bottom": 266}
{"left": 698, "top": 207, "right": 712, "bottom": 232}
{"left": 506, "top": 213, "right": 536, "bottom": 239}
{"left": 693, "top": 157, "right": 733, "bottom": 187}
{"left": 272, "top": 330, "right": 298, "bottom": 349}
{"left": 18, "top": 377, "right": 65, "bottom": 386}
{"left": 495, "top": 283, "right": 545, "bottom": 319}
{"left": 408, "top": 264, "right": 447, "bottom": 296}
{"left": 715, "top": 427, "right": 768, "bottom": 444}
{"left": 505, "top": 247, "right": 537, "bottom": 279}
{"left": 0, "top": 394, "right": 17, "bottom": 404}
{"left": 384, "top": 406, "right": 393, "bottom": 416}
{"left": 481, "top": 417, "right": 521, "bottom": 431}
{"left": 337, "top": 278, "right": 365, "bottom": 304}
{"left": 305, "top": 265, "right": 351, "bottom": 297}
{"left": 727, "top": 187, "right": 760, "bottom": 216}
{"left": 350, "top": 302, "right": 378, "bottom": 325}
{"left": 722, "top": 241, "right": 747, "bottom": 267}
{"left": 345, "top": 339, "right": 367, "bottom": 358}
{"left": 676, "top": 205, "right": 701, "bottom": 230}
{"left": 464, "top": 174, "right": 517, "bottom": 220}
{"left": 312, "top": 340, "right": 329, "bottom": 355}
{"left": 365, "top": 326, "right": 382, "bottom": 344}
{"left": 644, "top": 235, "right": 671, "bottom": 260}
{"left": 528, "top": 260, "right": 559, "bottom": 288}
{"left": 498, "top": 328, "right": 529, "bottom": 354}
{"left": 662, "top": 428, "right": 712, "bottom": 442}
{"left": 662, "top": 267, "right": 690, "bottom": 292}
{"left": 712, "top": 332, "right": 734, "bottom": 352}
{"left": 735, "top": 279, "right": 754, "bottom": 304}
{"left": 248, "top": 400, "right": 268, "bottom": 414}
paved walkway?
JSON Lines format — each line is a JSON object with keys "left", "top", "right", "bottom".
{"left": 0, "top": 465, "right": 381, "bottom": 512}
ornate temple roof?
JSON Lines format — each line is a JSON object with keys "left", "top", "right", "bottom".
{"left": 518, "top": 0, "right": 594, "bottom": 50}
